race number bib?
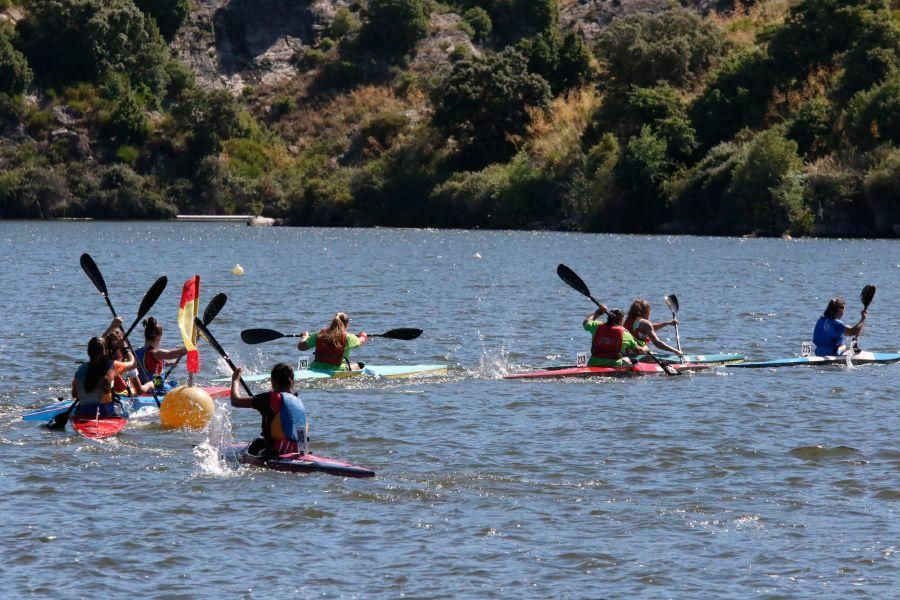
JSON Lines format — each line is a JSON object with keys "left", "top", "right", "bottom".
{"left": 297, "top": 355, "right": 310, "bottom": 370}
{"left": 575, "top": 352, "right": 588, "bottom": 368}
{"left": 800, "top": 341, "right": 811, "bottom": 357}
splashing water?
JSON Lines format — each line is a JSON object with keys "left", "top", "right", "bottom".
{"left": 192, "top": 400, "right": 238, "bottom": 477}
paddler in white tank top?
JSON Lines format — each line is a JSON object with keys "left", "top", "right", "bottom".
{"left": 624, "top": 299, "right": 683, "bottom": 357}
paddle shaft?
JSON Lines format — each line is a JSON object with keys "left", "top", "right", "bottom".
{"left": 670, "top": 308, "right": 683, "bottom": 362}
{"left": 194, "top": 318, "right": 254, "bottom": 397}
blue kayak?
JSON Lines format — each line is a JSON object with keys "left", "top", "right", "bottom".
{"left": 636, "top": 353, "right": 744, "bottom": 365}
{"left": 729, "top": 351, "right": 900, "bottom": 368}
{"left": 22, "top": 386, "right": 230, "bottom": 422}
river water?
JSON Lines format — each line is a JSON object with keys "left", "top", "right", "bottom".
{"left": 0, "top": 222, "right": 897, "bottom": 598}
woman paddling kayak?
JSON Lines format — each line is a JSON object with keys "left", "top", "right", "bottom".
{"left": 71, "top": 336, "right": 129, "bottom": 419}
{"left": 813, "top": 297, "right": 866, "bottom": 356}
{"left": 103, "top": 328, "right": 154, "bottom": 397}
{"left": 230, "top": 363, "right": 308, "bottom": 458}
{"left": 583, "top": 306, "right": 648, "bottom": 367}
{"left": 624, "top": 299, "right": 683, "bottom": 358}
{"left": 297, "top": 312, "right": 368, "bottom": 371}
{"left": 134, "top": 317, "right": 187, "bottom": 388}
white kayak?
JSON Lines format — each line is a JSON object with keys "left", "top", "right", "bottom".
{"left": 213, "top": 364, "right": 448, "bottom": 384}
{"left": 729, "top": 351, "right": 900, "bottom": 368}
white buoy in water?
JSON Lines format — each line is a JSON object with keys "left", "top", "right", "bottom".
{"left": 473, "top": 252, "right": 482, "bottom": 259}
{"left": 232, "top": 264, "right": 245, "bottom": 275}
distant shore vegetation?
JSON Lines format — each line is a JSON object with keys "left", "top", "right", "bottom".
{"left": 0, "top": 0, "right": 897, "bottom": 237}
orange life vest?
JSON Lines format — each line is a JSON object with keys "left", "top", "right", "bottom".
{"left": 591, "top": 324, "right": 624, "bottom": 360}
{"left": 314, "top": 330, "right": 347, "bottom": 366}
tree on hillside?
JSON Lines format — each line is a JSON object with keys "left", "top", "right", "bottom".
{"left": 133, "top": 0, "right": 191, "bottom": 42}
{"left": 596, "top": 9, "right": 725, "bottom": 89}
{"left": 843, "top": 72, "right": 900, "bottom": 150}
{"left": 432, "top": 49, "right": 551, "bottom": 167}
{"left": 360, "top": 0, "right": 428, "bottom": 58}
{"left": 18, "top": 0, "right": 169, "bottom": 95}
{"left": 0, "top": 26, "right": 32, "bottom": 96}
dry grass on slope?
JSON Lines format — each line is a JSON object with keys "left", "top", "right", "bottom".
{"left": 708, "top": 0, "right": 792, "bottom": 47}
{"left": 525, "top": 88, "right": 601, "bottom": 175}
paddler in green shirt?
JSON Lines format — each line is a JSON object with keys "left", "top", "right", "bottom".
{"left": 583, "top": 306, "right": 648, "bottom": 367}
{"left": 297, "top": 312, "right": 368, "bottom": 371}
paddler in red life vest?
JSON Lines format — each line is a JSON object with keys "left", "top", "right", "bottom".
{"left": 583, "top": 306, "right": 648, "bottom": 367}
{"left": 102, "top": 329, "right": 154, "bottom": 397}
{"left": 624, "top": 299, "right": 683, "bottom": 358}
{"left": 134, "top": 316, "right": 187, "bottom": 389}
{"left": 230, "top": 363, "right": 308, "bottom": 459}
{"left": 296, "top": 312, "right": 368, "bottom": 371}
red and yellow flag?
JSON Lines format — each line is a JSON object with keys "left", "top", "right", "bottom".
{"left": 178, "top": 275, "right": 201, "bottom": 373}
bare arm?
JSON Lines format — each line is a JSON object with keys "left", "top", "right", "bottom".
{"left": 641, "top": 322, "right": 682, "bottom": 355}
{"left": 297, "top": 332, "right": 312, "bottom": 351}
{"left": 102, "top": 316, "right": 123, "bottom": 338}
{"left": 845, "top": 309, "right": 867, "bottom": 336}
{"left": 150, "top": 346, "right": 187, "bottom": 361}
{"left": 230, "top": 368, "right": 253, "bottom": 408}
{"left": 72, "top": 378, "right": 78, "bottom": 400}
{"left": 652, "top": 318, "right": 677, "bottom": 331}
{"left": 582, "top": 304, "right": 608, "bottom": 326}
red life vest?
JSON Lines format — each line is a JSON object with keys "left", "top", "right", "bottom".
{"left": 624, "top": 316, "right": 650, "bottom": 344}
{"left": 591, "top": 324, "right": 624, "bottom": 360}
{"left": 314, "top": 330, "right": 347, "bottom": 366}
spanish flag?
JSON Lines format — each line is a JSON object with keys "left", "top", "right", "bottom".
{"left": 178, "top": 275, "right": 200, "bottom": 373}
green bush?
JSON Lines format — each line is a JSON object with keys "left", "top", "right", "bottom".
{"left": 270, "top": 95, "right": 297, "bottom": 119}
{"left": 786, "top": 97, "right": 833, "bottom": 157}
{"left": 690, "top": 47, "right": 776, "bottom": 149}
{"left": 0, "top": 166, "right": 69, "bottom": 218}
{"left": 433, "top": 48, "right": 551, "bottom": 167}
{"left": 133, "top": 0, "right": 190, "bottom": 41}
{"left": 668, "top": 141, "right": 747, "bottom": 233}
{"left": 76, "top": 164, "right": 176, "bottom": 218}
{"left": 294, "top": 48, "right": 327, "bottom": 70}
{"left": 108, "top": 89, "right": 151, "bottom": 142}
{"left": 18, "top": 0, "right": 170, "bottom": 96}
{"left": 0, "top": 27, "right": 32, "bottom": 95}
{"left": 360, "top": 0, "right": 428, "bottom": 58}
{"left": 115, "top": 144, "right": 141, "bottom": 165}
{"left": 222, "top": 138, "right": 273, "bottom": 179}
{"left": 329, "top": 7, "right": 361, "bottom": 39}
{"left": 463, "top": 7, "right": 492, "bottom": 42}
{"left": 597, "top": 9, "right": 725, "bottom": 89}
{"left": 172, "top": 88, "right": 247, "bottom": 159}
{"left": 864, "top": 148, "right": 900, "bottom": 233}
{"left": 612, "top": 125, "right": 671, "bottom": 231}
{"left": 724, "top": 128, "right": 811, "bottom": 235}
{"left": 843, "top": 72, "right": 900, "bottom": 150}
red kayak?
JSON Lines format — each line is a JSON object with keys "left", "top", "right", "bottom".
{"left": 71, "top": 416, "right": 128, "bottom": 439}
{"left": 503, "top": 361, "right": 709, "bottom": 380}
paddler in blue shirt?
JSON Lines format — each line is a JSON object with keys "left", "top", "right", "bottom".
{"left": 813, "top": 298, "right": 866, "bottom": 356}
{"left": 296, "top": 312, "right": 368, "bottom": 371}
{"left": 583, "top": 306, "right": 648, "bottom": 366}
{"left": 230, "top": 363, "right": 308, "bottom": 458}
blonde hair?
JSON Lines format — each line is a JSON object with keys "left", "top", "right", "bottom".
{"left": 320, "top": 312, "right": 349, "bottom": 346}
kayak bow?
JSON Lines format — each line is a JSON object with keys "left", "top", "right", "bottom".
{"left": 729, "top": 351, "right": 900, "bottom": 368}
{"left": 503, "top": 362, "right": 709, "bottom": 380}
{"left": 223, "top": 444, "right": 376, "bottom": 478}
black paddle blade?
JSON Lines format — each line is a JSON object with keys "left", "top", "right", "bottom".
{"left": 80, "top": 253, "right": 108, "bottom": 297}
{"left": 122, "top": 276, "right": 168, "bottom": 340}
{"left": 376, "top": 328, "right": 423, "bottom": 340}
{"left": 195, "top": 318, "right": 228, "bottom": 359}
{"left": 203, "top": 293, "right": 228, "bottom": 326}
{"left": 665, "top": 294, "right": 679, "bottom": 314}
{"left": 46, "top": 400, "right": 77, "bottom": 430}
{"left": 241, "top": 328, "right": 285, "bottom": 345}
{"left": 860, "top": 285, "right": 876, "bottom": 308}
{"left": 557, "top": 264, "right": 591, "bottom": 298}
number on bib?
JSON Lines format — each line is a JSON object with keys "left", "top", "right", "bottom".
{"left": 800, "top": 341, "right": 811, "bottom": 357}
{"left": 297, "top": 356, "right": 310, "bottom": 370}
{"left": 575, "top": 352, "right": 588, "bottom": 368}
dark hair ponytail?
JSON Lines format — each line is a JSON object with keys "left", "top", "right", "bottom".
{"left": 143, "top": 316, "right": 163, "bottom": 341}
{"left": 84, "top": 337, "right": 111, "bottom": 392}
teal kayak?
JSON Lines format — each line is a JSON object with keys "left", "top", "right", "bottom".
{"left": 729, "top": 351, "right": 900, "bottom": 368}
{"left": 212, "top": 364, "right": 449, "bottom": 384}
{"left": 636, "top": 353, "right": 744, "bottom": 365}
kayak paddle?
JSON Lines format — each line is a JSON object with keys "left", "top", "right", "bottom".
{"left": 80, "top": 253, "right": 167, "bottom": 407}
{"left": 162, "top": 292, "right": 228, "bottom": 380}
{"left": 853, "top": 284, "right": 876, "bottom": 346}
{"left": 241, "top": 327, "right": 422, "bottom": 344}
{"left": 557, "top": 264, "right": 679, "bottom": 377}
{"left": 664, "top": 293, "right": 684, "bottom": 363}
{"left": 47, "top": 269, "right": 168, "bottom": 429}
{"left": 194, "top": 318, "right": 254, "bottom": 397}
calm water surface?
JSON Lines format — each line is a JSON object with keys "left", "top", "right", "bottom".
{"left": 0, "top": 222, "right": 898, "bottom": 598}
